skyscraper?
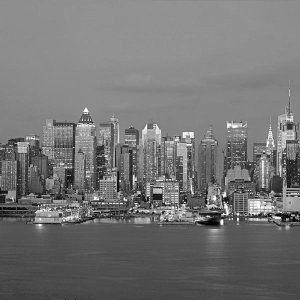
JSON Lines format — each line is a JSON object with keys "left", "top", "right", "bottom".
{"left": 266, "top": 117, "right": 276, "bottom": 170}
{"left": 42, "top": 119, "right": 55, "bottom": 162}
{"left": 98, "top": 122, "right": 113, "bottom": 174}
{"left": 225, "top": 121, "right": 248, "bottom": 171}
{"left": 74, "top": 108, "right": 96, "bottom": 191}
{"left": 161, "top": 136, "right": 176, "bottom": 179}
{"left": 124, "top": 126, "right": 139, "bottom": 185}
{"left": 53, "top": 122, "right": 76, "bottom": 187}
{"left": 175, "top": 140, "right": 188, "bottom": 191}
{"left": 0, "top": 160, "right": 18, "bottom": 195}
{"left": 142, "top": 123, "right": 162, "bottom": 187}
{"left": 182, "top": 132, "right": 196, "bottom": 193}
{"left": 16, "top": 142, "right": 30, "bottom": 196}
{"left": 110, "top": 115, "right": 120, "bottom": 168}
{"left": 277, "top": 85, "right": 299, "bottom": 180}
{"left": 198, "top": 126, "right": 218, "bottom": 193}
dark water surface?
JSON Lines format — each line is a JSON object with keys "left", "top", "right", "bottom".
{"left": 0, "top": 218, "right": 299, "bottom": 300}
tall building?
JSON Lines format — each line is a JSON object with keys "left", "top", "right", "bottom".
{"left": 142, "top": 123, "right": 162, "bottom": 188}
{"left": 161, "top": 136, "right": 176, "bottom": 180}
{"left": 25, "top": 135, "right": 40, "bottom": 159}
{"left": 116, "top": 144, "right": 133, "bottom": 193}
{"left": 0, "top": 160, "right": 18, "bottom": 195}
{"left": 277, "top": 85, "right": 299, "bottom": 180}
{"left": 98, "top": 122, "right": 113, "bottom": 174}
{"left": 53, "top": 122, "right": 76, "bottom": 187}
{"left": 16, "top": 142, "right": 30, "bottom": 196}
{"left": 74, "top": 149, "right": 86, "bottom": 192}
{"left": 42, "top": 119, "right": 55, "bottom": 162}
{"left": 124, "top": 126, "right": 139, "bottom": 185}
{"left": 99, "top": 174, "right": 118, "bottom": 200}
{"left": 176, "top": 140, "right": 188, "bottom": 191}
{"left": 74, "top": 108, "right": 96, "bottom": 191}
{"left": 253, "top": 143, "right": 266, "bottom": 163}
{"left": 182, "top": 132, "right": 196, "bottom": 193}
{"left": 32, "top": 154, "right": 49, "bottom": 180}
{"left": 198, "top": 126, "right": 218, "bottom": 193}
{"left": 266, "top": 118, "right": 276, "bottom": 170}
{"left": 225, "top": 121, "right": 248, "bottom": 172}
{"left": 110, "top": 115, "right": 120, "bottom": 168}
{"left": 285, "top": 140, "right": 300, "bottom": 188}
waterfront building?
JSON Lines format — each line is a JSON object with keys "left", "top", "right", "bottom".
{"left": 141, "top": 123, "right": 162, "bottom": 188}
{"left": 124, "top": 126, "right": 139, "bottom": 185}
{"left": 225, "top": 121, "right": 248, "bottom": 172}
{"left": 233, "top": 192, "right": 249, "bottom": 215}
{"left": 99, "top": 174, "right": 118, "bottom": 201}
{"left": 248, "top": 198, "right": 273, "bottom": 215}
{"left": 282, "top": 186, "right": 300, "bottom": 212}
{"left": 0, "top": 160, "right": 18, "bottom": 198}
{"left": 146, "top": 177, "right": 179, "bottom": 206}
{"left": 198, "top": 125, "right": 218, "bottom": 194}
{"left": 17, "top": 142, "right": 30, "bottom": 196}
{"left": 277, "top": 84, "right": 299, "bottom": 179}
{"left": 74, "top": 108, "right": 96, "bottom": 191}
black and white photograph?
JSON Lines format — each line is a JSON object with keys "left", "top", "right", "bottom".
{"left": 1, "top": 1, "right": 300, "bottom": 299}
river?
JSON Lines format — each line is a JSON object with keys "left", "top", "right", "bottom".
{"left": 0, "top": 217, "right": 299, "bottom": 300}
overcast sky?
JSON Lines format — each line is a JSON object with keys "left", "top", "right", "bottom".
{"left": 1, "top": 0, "right": 300, "bottom": 148}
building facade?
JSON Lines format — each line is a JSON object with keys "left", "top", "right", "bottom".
{"left": 74, "top": 108, "right": 96, "bottom": 191}
{"left": 198, "top": 126, "right": 218, "bottom": 193}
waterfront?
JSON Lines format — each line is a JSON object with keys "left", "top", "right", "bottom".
{"left": 0, "top": 218, "right": 300, "bottom": 300}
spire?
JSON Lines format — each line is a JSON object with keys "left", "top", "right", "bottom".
{"left": 288, "top": 80, "right": 291, "bottom": 115}
{"left": 204, "top": 124, "right": 215, "bottom": 140}
{"left": 78, "top": 107, "right": 94, "bottom": 124}
{"left": 266, "top": 117, "right": 275, "bottom": 152}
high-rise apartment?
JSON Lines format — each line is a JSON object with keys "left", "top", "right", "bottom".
{"left": 16, "top": 142, "right": 30, "bottom": 196}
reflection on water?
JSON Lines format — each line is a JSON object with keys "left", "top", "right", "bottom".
{"left": 1, "top": 218, "right": 300, "bottom": 300}
{"left": 95, "top": 216, "right": 155, "bottom": 224}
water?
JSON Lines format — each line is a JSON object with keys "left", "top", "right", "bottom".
{"left": 0, "top": 218, "right": 299, "bottom": 300}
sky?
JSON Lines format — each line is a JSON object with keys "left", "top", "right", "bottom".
{"left": 1, "top": 0, "right": 300, "bottom": 150}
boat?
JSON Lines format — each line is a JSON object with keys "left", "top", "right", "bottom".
{"left": 195, "top": 209, "right": 222, "bottom": 225}
{"left": 269, "top": 212, "right": 300, "bottom": 227}
{"left": 34, "top": 208, "right": 64, "bottom": 224}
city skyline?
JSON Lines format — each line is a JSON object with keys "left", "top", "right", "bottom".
{"left": 1, "top": 1, "right": 300, "bottom": 146}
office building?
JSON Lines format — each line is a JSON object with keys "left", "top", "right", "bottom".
{"left": 124, "top": 126, "right": 139, "bottom": 184}
{"left": 16, "top": 142, "right": 30, "bottom": 196}
{"left": 0, "top": 160, "right": 18, "bottom": 197}
{"left": 99, "top": 174, "right": 118, "bottom": 201}
{"left": 176, "top": 140, "right": 188, "bottom": 191}
{"left": 98, "top": 122, "right": 113, "bottom": 174}
{"left": 182, "top": 132, "right": 196, "bottom": 193}
{"left": 141, "top": 123, "right": 162, "bottom": 187}
{"left": 277, "top": 84, "right": 299, "bottom": 179}
{"left": 198, "top": 126, "right": 218, "bottom": 193}
{"left": 225, "top": 121, "right": 248, "bottom": 172}
{"left": 74, "top": 108, "right": 96, "bottom": 191}
{"left": 161, "top": 136, "right": 176, "bottom": 179}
